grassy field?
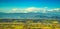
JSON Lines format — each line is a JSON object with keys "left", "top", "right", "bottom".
{"left": 0, "top": 19, "right": 60, "bottom": 29}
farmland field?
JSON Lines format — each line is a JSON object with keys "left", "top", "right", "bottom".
{"left": 0, "top": 19, "right": 60, "bottom": 29}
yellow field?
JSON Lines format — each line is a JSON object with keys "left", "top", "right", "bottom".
{"left": 0, "top": 19, "right": 60, "bottom": 29}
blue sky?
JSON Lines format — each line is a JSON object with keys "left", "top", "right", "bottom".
{"left": 0, "top": 0, "right": 60, "bottom": 13}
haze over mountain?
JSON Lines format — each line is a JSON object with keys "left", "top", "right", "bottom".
{"left": 0, "top": 11, "right": 60, "bottom": 19}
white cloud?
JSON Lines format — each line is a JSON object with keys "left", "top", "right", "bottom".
{"left": 12, "top": 8, "right": 17, "bottom": 12}
{"left": 7, "top": 7, "right": 60, "bottom": 13}
{"left": 47, "top": 10, "right": 53, "bottom": 12}
{"left": 44, "top": 7, "right": 48, "bottom": 8}
{"left": 53, "top": 8, "right": 60, "bottom": 12}
{"left": 25, "top": 7, "right": 40, "bottom": 12}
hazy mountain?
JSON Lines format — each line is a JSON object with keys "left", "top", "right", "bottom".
{"left": 0, "top": 12, "right": 60, "bottom": 19}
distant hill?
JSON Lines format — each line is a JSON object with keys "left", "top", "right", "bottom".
{"left": 0, "top": 12, "right": 60, "bottom": 19}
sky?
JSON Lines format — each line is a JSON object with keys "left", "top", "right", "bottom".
{"left": 0, "top": 0, "right": 60, "bottom": 13}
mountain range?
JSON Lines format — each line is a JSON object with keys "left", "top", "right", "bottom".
{"left": 0, "top": 12, "right": 60, "bottom": 19}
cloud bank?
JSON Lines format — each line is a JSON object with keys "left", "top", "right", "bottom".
{"left": 1, "top": 7, "right": 60, "bottom": 13}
